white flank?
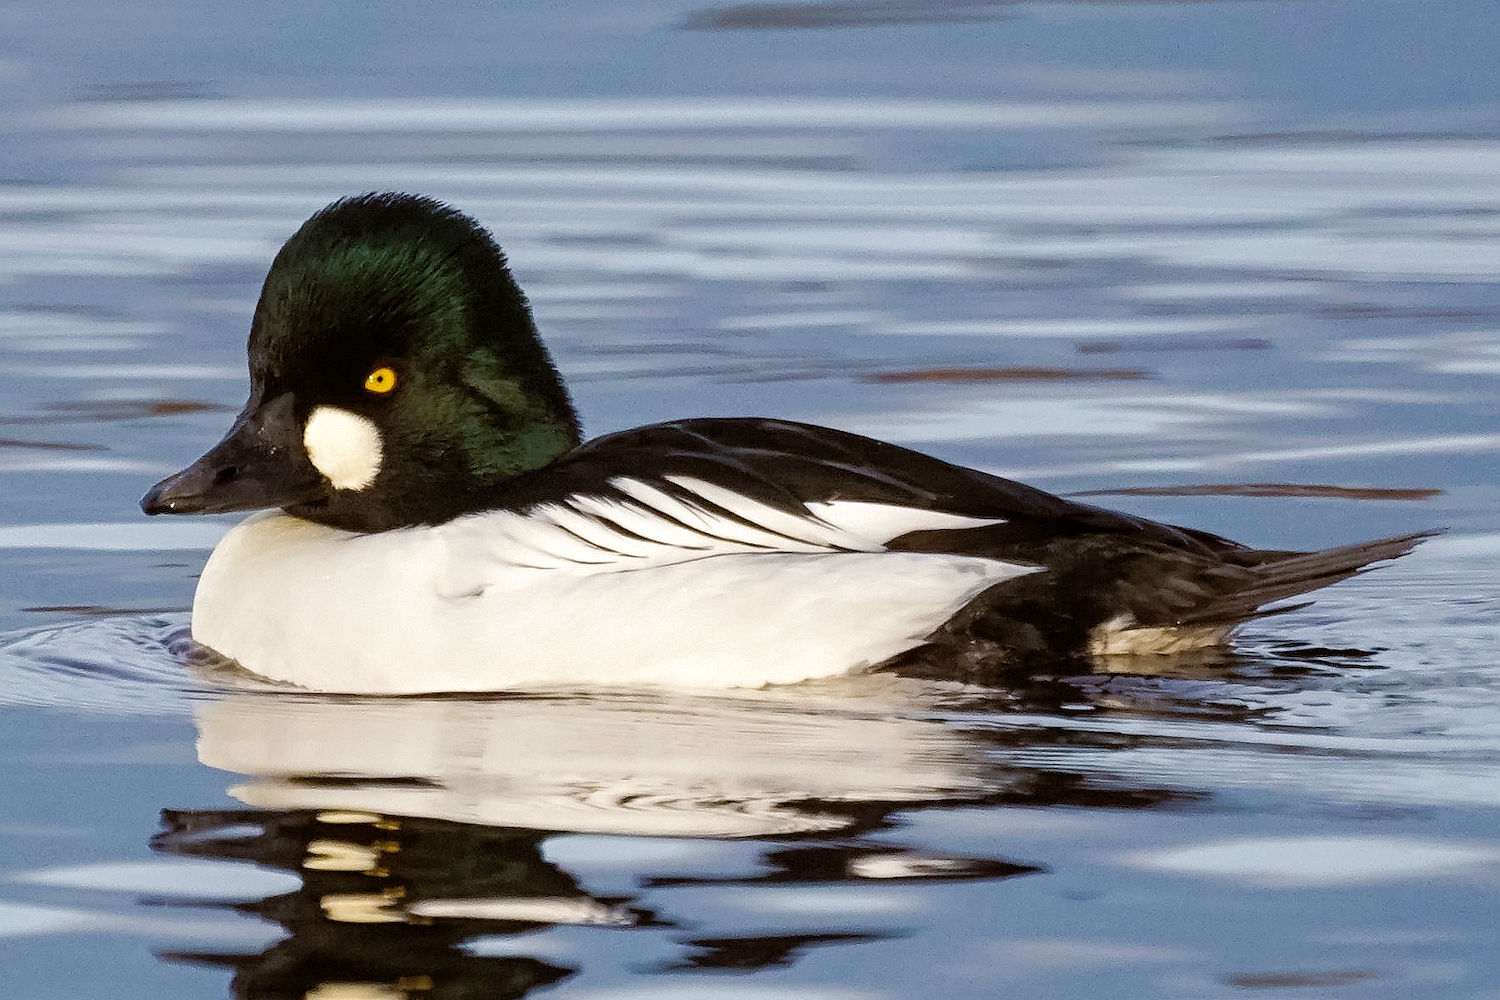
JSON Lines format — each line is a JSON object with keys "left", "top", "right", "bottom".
{"left": 192, "top": 502, "right": 1040, "bottom": 693}
{"left": 302, "top": 405, "right": 383, "bottom": 491}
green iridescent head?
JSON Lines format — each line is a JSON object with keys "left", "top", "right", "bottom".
{"left": 142, "top": 193, "right": 582, "bottom": 532}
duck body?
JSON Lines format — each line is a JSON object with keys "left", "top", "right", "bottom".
{"left": 144, "top": 193, "right": 1430, "bottom": 694}
{"left": 192, "top": 417, "right": 1426, "bottom": 693}
{"left": 191, "top": 417, "right": 1052, "bottom": 692}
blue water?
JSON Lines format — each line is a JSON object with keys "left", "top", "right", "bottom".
{"left": 2, "top": 2, "right": 1500, "bottom": 997}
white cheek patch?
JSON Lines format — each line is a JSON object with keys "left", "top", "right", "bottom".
{"left": 303, "top": 405, "right": 383, "bottom": 491}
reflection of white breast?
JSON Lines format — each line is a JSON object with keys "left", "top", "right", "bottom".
{"left": 194, "top": 682, "right": 990, "bottom": 837}
{"left": 193, "top": 502, "right": 1036, "bottom": 694}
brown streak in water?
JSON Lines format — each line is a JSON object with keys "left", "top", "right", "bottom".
{"left": 1079, "top": 338, "right": 1271, "bottom": 354}
{"left": 1316, "top": 304, "right": 1498, "bottom": 320}
{"left": 864, "top": 367, "right": 1152, "bottom": 384}
{"left": 682, "top": 0, "right": 1280, "bottom": 30}
{"left": 79, "top": 81, "right": 221, "bottom": 102}
{"left": 50, "top": 399, "right": 230, "bottom": 417}
{"left": 1215, "top": 129, "right": 1500, "bottom": 145}
{"left": 682, "top": 1, "right": 1010, "bottom": 29}
{"left": 1226, "top": 970, "right": 1378, "bottom": 989}
{"left": 1070, "top": 483, "right": 1442, "bottom": 501}
{"left": 0, "top": 399, "right": 232, "bottom": 426}
{"left": 0, "top": 437, "right": 105, "bottom": 452}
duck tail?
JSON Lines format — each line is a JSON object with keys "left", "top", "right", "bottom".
{"left": 1168, "top": 529, "right": 1440, "bottom": 628}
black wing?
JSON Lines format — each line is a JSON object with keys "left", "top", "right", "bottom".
{"left": 495, "top": 417, "right": 1240, "bottom": 558}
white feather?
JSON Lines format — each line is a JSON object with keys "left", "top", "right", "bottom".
{"left": 606, "top": 477, "right": 770, "bottom": 546}
{"left": 453, "top": 479, "right": 1006, "bottom": 575}
{"left": 483, "top": 507, "right": 621, "bottom": 566}
{"left": 663, "top": 475, "right": 871, "bottom": 550}
{"left": 534, "top": 502, "right": 664, "bottom": 557}
{"left": 804, "top": 500, "right": 1005, "bottom": 542}
{"left": 567, "top": 493, "right": 725, "bottom": 551}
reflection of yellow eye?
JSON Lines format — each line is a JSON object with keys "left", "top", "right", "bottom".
{"left": 364, "top": 366, "right": 398, "bottom": 395}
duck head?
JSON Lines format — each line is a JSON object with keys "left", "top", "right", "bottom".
{"left": 141, "top": 193, "right": 581, "bottom": 532}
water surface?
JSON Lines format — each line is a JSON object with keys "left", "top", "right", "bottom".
{"left": 2, "top": 2, "right": 1499, "bottom": 997}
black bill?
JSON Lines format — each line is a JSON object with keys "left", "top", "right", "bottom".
{"left": 140, "top": 392, "right": 328, "bottom": 515}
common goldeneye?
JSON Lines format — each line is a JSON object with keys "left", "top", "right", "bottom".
{"left": 141, "top": 193, "right": 1429, "bottom": 694}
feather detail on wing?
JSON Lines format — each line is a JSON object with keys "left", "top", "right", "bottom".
{"left": 456, "top": 474, "right": 1014, "bottom": 574}
{"left": 484, "top": 417, "right": 1219, "bottom": 570}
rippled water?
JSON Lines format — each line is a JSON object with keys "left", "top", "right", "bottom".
{"left": 3, "top": 2, "right": 1500, "bottom": 997}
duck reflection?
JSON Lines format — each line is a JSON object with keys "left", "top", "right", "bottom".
{"left": 156, "top": 809, "right": 577, "bottom": 999}
{"left": 156, "top": 677, "right": 1194, "bottom": 996}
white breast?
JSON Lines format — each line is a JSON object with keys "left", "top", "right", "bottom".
{"left": 192, "top": 502, "right": 1037, "bottom": 694}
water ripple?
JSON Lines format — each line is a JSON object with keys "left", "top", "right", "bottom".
{"left": 0, "top": 615, "right": 242, "bottom": 715}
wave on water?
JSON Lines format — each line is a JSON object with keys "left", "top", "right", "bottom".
{"left": 0, "top": 614, "right": 252, "bottom": 716}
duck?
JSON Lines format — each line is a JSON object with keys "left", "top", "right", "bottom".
{"left": 140, "top": 192, "right": 1431, "bottom": 694}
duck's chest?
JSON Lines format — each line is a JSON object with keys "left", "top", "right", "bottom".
{"left": 192, "top": 512, "right": 1032, "bottom": 693}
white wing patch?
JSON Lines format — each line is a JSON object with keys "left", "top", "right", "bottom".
{"left": 441, "top": 475, "right": 1010, "bottom": 578}
{"left": 804, "top": 499, "right": 1006, "bottom": 541}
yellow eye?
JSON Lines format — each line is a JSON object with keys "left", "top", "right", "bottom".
{"left": 364, "top": 366, "right": 398, "bottom": 395}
